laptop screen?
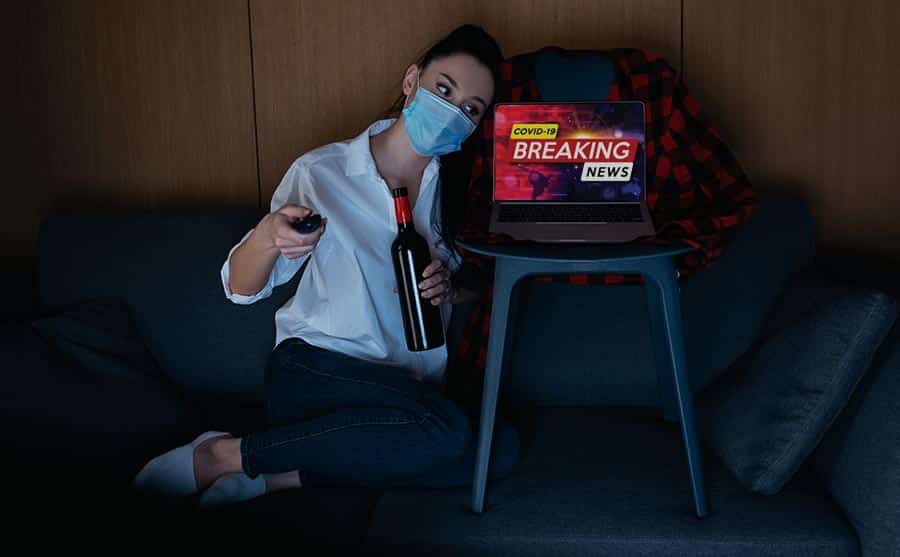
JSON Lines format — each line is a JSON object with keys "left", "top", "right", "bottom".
{"left": 493, "top": 101, "right": 646, "bottom": 202}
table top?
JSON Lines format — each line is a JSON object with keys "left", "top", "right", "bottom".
{"left": 455, "top": 239, "right": 697, "bottom": 263}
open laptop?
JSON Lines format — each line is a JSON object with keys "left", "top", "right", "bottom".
{"left": 489, "top": 101, "right": 656, "bottom": 243}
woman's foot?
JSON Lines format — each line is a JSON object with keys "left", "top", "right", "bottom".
{"left": 133, "top": 431, "right": 231, "bottom": 496}
{"left": 135, "top": 430, "right": 301, "bottom": 505}
{"left": 199, "top": 471, "right": 302, "bottom": 508}
{"left": 264, "top": 470, "right": 303, "bottom": 492}
{"left": 192, "top": 434, "right": 243, "bottom": 492}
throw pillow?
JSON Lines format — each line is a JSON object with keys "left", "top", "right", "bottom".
{"left": 696, "top": 288, "right": 898, "bottom": 495}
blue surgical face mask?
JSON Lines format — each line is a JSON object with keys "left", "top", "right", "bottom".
{"left": 402, "top": 71, "right": 477, "bottom": 156}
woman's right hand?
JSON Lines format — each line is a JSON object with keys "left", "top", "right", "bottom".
{"left": 262, "top": 203, "right": 328, "bottom": 260}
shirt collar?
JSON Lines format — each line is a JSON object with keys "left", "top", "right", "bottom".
{"left": 344, "top": 117, "right": 441, "bottom": 184}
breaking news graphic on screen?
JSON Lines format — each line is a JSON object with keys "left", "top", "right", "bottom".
{"left": 493, "top": 102, "right": 646, "bottom": 202}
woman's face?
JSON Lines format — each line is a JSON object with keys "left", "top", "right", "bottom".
{"left": 402, "top": 53, "right": 495, "bottom": 129}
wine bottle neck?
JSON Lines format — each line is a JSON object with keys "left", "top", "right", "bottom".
{"left": 393, "top": 194, "right": 413, "bottom": 227}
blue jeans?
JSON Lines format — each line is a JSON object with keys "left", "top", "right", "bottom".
{"left": 240, "top": 337, "right": 521, "bottom": 488}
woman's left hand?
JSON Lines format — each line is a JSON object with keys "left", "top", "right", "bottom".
{"left": 418, "top": 258, "right": 455, "bottom": 305}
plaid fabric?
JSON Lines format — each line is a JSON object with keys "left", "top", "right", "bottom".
{"left": 443, "top": 47, "right": 760, "bottom": 409}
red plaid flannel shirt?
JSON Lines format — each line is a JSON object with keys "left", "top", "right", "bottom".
{"left": 442, "top": 47, "right": 759, "bottom": 407}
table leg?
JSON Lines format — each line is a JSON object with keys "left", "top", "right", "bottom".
{"left": 646, "top": 276, "right": 680, "bottom": 423}
{"left": 471, "top": 261, "right": 516, "bottom": 514}
{"left": 650, "top": 264, "right": 710, "bottom": 518}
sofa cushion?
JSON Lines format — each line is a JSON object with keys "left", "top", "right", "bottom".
{"left": 37, "top": 209, "right": 293, "bottom": 402}
{"left": 363, "top": 406, "right": 858, "bottom": 556}
{"left": 2, "top": 297, "right": 200, "bottom": 483}
{"left": 812, "top": 318, "right": 900, "bottom": 556}
{"left": 26, "top": 294, "right": 274, "bottom": 438}
{"left": 696, "top": 287, "right": 898, "bottom": 495}
{"left": 31, "top": 296, "right": 185, "bottom": 397}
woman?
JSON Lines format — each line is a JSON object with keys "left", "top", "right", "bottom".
{"left": 133, "top": 24, "right": 521, "bottom": 507}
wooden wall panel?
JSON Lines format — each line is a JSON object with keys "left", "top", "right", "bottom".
{"left": 4, "top": 0, "right": 258, "bottom": 260}
{"left": 9, "top": 0, "right": 896, "bottom": 266}
{"left": 250, "top": 0, "right": 681, "bottom": 198}
{"left": 684, "top": 0, "right": 900, "bottom": 261}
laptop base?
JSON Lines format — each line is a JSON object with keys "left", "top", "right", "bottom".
{"left": 488, "top": 202, "right": 657, "bottom": 243}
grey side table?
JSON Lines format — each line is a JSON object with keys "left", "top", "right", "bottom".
{"left": 458, "top": 239, "right": 710, "bottom": 519}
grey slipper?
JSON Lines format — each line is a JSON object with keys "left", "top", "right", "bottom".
{"left": 132, "top": 430, "right": 229, "bottom": 497}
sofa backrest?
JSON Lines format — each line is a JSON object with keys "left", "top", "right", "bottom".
{"left": 36, "top": 200, "right": 816, "bottom": 410}
{"left": 37, "top": 209, "right": 287, "bottom": 403}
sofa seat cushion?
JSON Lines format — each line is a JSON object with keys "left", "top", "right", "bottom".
{"left": 363, "top": 406, "right": 859, "bottom": 557}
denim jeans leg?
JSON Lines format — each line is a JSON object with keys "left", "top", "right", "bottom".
{"left": 390, "top": 406, "right": 523, "bottom": 489}
{"left": 241, "top": 337, "right": 472, "bottom": 487}
{"left": 263, "top": 337, "right": 459, "bottom": 427}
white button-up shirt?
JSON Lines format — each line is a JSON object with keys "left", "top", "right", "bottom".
{"left": 220, "top": 117, "right": 463, "bottom": 387}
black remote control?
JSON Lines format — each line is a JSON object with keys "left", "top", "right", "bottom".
{"left": 291, "top": 213, "right": 323, "bottom": 234}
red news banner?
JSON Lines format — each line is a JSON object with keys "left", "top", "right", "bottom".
{"left": 510, "top": 135, "right": 638, "bottom": 182}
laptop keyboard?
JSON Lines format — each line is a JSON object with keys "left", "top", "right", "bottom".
{"left": 498, "top": 203, "right": 644, "bottom": 223}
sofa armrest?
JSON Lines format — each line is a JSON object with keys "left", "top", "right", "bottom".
{"left": 811, "top": 314, "right": 900, "bottom": 556}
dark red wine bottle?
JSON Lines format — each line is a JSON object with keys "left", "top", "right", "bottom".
{"left": 390, "top": 187, "right": 445, "bottom": 351}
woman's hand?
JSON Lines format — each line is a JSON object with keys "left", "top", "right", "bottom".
{"left": 392, "top": 258, "right": 456, "bottom": 305}
{"left": 419, "top": 258, "right": 455, "bottom": 305}
{"left": 262, "top": 203, "right": 327, "bottom": 260}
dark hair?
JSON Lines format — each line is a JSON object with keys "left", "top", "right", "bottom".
{"left": 379, "top": 24, "right": 502, "bottom": 264}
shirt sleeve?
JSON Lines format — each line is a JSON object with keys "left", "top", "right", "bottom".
{"left": 220, "top": 161, "right": 316, "bottom": 305}
{"left": 434, "top": 238, "right": 464, "bottom": 274}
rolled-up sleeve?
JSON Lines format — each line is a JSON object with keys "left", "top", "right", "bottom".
{"left": 221, "top": 229, "right": 271, "bottom": 304}
{"left": 220, "top": 161, "right": 315, "bottom": 305}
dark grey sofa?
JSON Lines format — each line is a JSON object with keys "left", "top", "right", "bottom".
{"left": 1, "top": 194, "right": 897, "bottom": 555}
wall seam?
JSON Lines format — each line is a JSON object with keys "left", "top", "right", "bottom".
{"left": 247, "top": 0, "right": 262, "bottom": 210}
{"left": 680, "top": 0, "right": 685, "bottom": 77}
